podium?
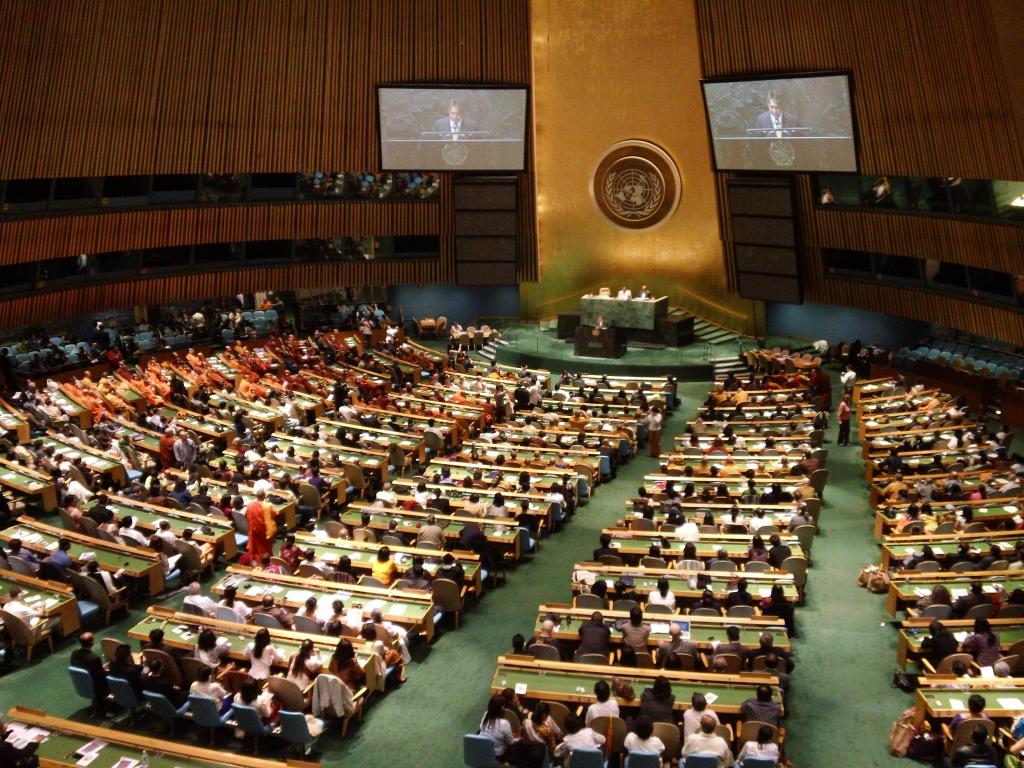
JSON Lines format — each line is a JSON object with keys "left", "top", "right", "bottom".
{"left": 574, "top": 326, "right": 625, "bottom": 358}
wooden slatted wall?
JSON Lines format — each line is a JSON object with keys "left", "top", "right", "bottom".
{"left": 696, "top": 0, "right": 1024, "bottom": 345}
{"left": 0, "top": 261, "right": 432, "bottom": 331}
{"left": 0, "top": 0, "right": 535, "bottom": 323}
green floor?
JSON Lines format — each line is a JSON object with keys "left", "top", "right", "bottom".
{"left": 0, "top": 377, "right": 912, "bottom": 766}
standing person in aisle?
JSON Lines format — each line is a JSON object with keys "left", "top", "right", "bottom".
{"left": 646, "top": 405, "right": 663, "bottom": 457}
{"left": 837, "top": 394, "right": 852, "bottom": 446}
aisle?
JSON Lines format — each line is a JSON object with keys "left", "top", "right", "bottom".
{"left": 328, "top": 381, "right": 710, "bottom": 765}
{"left": 782, "top": 377, "right": 910, "bottom": 767}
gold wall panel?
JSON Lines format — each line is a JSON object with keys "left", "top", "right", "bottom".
{"left": 524, "top": 0, "right": 758, "bottom": 334}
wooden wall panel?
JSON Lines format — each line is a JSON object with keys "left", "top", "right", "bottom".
{"left": 0, "top": 260, "right": 438, "bottom": 331}
{"left": 697, "top": 0, "right": 1024, "bottom": 345}
{"left": 0, "top": 202, "right": 441, "bottom": 265}
{"left": 696, "top": 0, "right": 1024, "bottom": 179}
{"left": 0, "top": 0, "right": 536, "bottom": 287}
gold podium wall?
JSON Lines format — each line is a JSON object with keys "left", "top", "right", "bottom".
{"left": 523, "top": 0, "right": 760, "bottom": 335}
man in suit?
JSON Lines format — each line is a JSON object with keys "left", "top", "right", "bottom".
{"left": 576, "top": 612, "right": 612, "bottom": 659}
{"left": 656, "top": 622, "right": 699, "bottom": 667}
{"left": 755, "top": 90, "right": 800, "bottom": 136}
{"left": 432, "top": 99, "right": 477, "bottom": 139}
{"left": 70, "top": 632, "right": 109, "bottom": 715}
{"left": 767, "top": 534, "right": 793, "bottom": 568}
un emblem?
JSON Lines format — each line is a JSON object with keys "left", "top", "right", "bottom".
{"left": 769, "top": 140, "right": 796, "bottom": 168}
{"left": 592, "top": 141, "right": 681, "bottom": 230}
{"left": 441, "top": 142, "right": 469, "bottom": 167}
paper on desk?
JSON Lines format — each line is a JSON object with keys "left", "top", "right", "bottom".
{"left": 979, "top": 665, "right": 996, "bottom": 678}
{"left": 515, "top": 682, "right": 528, "bottom": 695}
{"left": 998, "top": 697, "right": 1024, "bottom": 709}
{"left": 110, "top": 758, "right": 139, "bottom": 768}
{"left": 948, "top": 698, "right": 966, "bottom": 710}
{"left": 914, "top": 588, "right": 931, "bottom": 597}
{"left": 650, "top": 623, "right": 671, "bottom": 634}
{"left": 79, "top": 739, "right": 108, "bottom": 755}
{"left": 953, "top": 632, "right": 969, "bottom": 642}
{"left": 389, "top": 604, "right": 406, "bottom": 616}
{"left": 951, "top": 589, "right": 968, "bottom": 599}
{"left": 245, "top": 586, "right": 266, "bottom": 596}
{"left": 759, "top": 588, "right": 772, "bottom": 598}
{"left": 704, "top": 692, "right": 718, "bottom": 705}
{"left": 365, "top": 599, "right": 385, "bottom": 612}
{"left": 286, "top": 590, "right": 313, "bottom": 602}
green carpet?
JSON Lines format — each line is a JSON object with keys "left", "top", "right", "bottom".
{"left": 0, "top": 376, "right": 914, "bottom": 766}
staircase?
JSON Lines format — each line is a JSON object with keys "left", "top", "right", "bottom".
{"left": 475, "top": 337, "right": 509, "bottom": 363}
{"left": 692, "top": 317, "right": 740, "bottom": 347}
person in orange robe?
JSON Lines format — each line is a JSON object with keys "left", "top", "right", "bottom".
{"left": 245, "top": 489, "right": 276, "bottom": 559}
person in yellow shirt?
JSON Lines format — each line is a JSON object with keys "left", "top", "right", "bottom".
{"left": 882, "top": 473, "right": 909, "bottom": 503}
{"left": 371, "top": 546, "right": 398, "bottom": 586}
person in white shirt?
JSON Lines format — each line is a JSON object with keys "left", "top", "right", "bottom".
{"left": 375, "top": 484, "right": 398, "bottom": 507}
{"left": 189, "top": 665, "right": 229, "bottom": 707}
{"left": 840, "top": 365, "right": 857, "bottom": 390}
{"left": 616, "top": 286, "right": 633, "bottom": 300}
{"left": 676, "top": 519, "right": 700, "bottom": 542}
{"left": 154, "top": 520, "right": 178, "bottom": 547}
{"left": 183, "top": 582, "right": 219, "bottom": 617}
{"left": 623, "top": 715, "right": 666, "bottom": 759}
{"left": 252, "top": 472, "right": 275, "bottom": 496}
{"left": 478, "top": 695, "right": 516, "bottom": 759}
{"left": 244, "top": 628, "right": 281, "bottom": 679}
{"left": 116, "top": 516, "right": 150, "bottom": 547}
{"left": 647, "top": 578, "right": 677, "bottom": 610}
{"left": 337, "top": 400, "right": 358, "bottom": 421}
{"left": 64, "top": 474, "right": 94, "bottom": 501}
{"left": 3, "top": 586, "right": 57, "bottom": 631}
{"left": 218, "top": 585, "right": 253, "bottom": 621}
{"left": 681, "top": 692, "right": 719, "bottom": 739}
{"left": 682, "top": 714, "right": 733, "bottom": 767}
{"left": 585, "top": 680, "right": 621, "bottom": 725}
{"left": 560, "top": 714, "right": 606, "bottom": 754}
{"left": 736, "top": 725, "right": 781, "bottom": 764}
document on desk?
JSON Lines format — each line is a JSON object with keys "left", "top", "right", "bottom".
{"left": 650, "top": 623, "right": 671, "bottom": 634}
{"left": 998, "top": 697, "right": 1024, "bottom": 709}
{"left": 703, "top": 692, "right": 718, "bottom": 705}
{"left": 389, "top": 604, "right": 406, "bottom": 616}
{"left": 947, "top": 698, "right": 966, "bottom": 710}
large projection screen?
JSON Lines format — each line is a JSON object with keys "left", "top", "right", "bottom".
{"left": 378, "top": 86, "right": 528, "bottom": 171}
{"left": 701, "top": 72, "right": 857, "bottom": 173}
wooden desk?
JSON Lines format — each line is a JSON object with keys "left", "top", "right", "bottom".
{"left": 600, "top": 528, "right": 805, "bottom": 565}
{"left": 213, "top": 566, "right": 436, "bottom": 641}
{"left": 292, "top": 530, "right": 484, "bottom": 596}
{"left": 99, "top": 494, "right": 237, "bottom": 558}
{"left": 38, "top": 433, "right": 127, "bottom": 487}
{"left": 0, "top": 567, "right": 80, "bottom": 635}
{"left": 1, "top": 516, "right": 165, "bottom": 595}
{"left": 886, "top": 569, "right": 1024, "bottom": 614}
{"left": 264, "top": 433, "right": 388, "bottom": 485}
{"left": 534, "top": 603, "right": 789, "bottom": 653}
{"left": 343, "top": 504, "right": 523, "bottom": 562}
{"left": 8, "top": 706, "right": 304, "bottom": 768}
{"left": 0, "top": 457, "right": 57, "bottom": 511}
{"left": 130, "top": 606, "right": 380, "bottom": 692}
{"left": 898, "top": 616, "right": 1024, "bottom": 669}
{"left": 572, "top": 562, "right": 799, "bottom": 604}
{"left": 874, "top": 499, "right": 1022, "bottom": 539}
{"left": 880, "top": 529, "right": 1024, "bottom": 570}
{"left": 491, "top": 655, "right": 779, "bottom": 716}
{"left": 0, "top": 397, "right": 30, "bottom": 442}
{"left": 915, "top": 679, "right": 1024, "bottom": 725}
{"left": 319, "top": 417, "right": 426, "bottom": 462}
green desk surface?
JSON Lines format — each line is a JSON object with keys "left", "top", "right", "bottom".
{"left": 319, "top": 418, "right": 421, "bottom": 452}
{"left": 33, "top": 730, "right": 228, "bottom": 768}
{"left": 919, "top": 687, "right": 1024, "bottom": 716}
{"left": 893, "top": 579, "right": 1024, "bottom": 601}
{"left": 537, "top": 616, "right": 789, "bottom": 650}
{"left": 211, "top": 575, "right": 430, "bottom": 624}
{"left": 129, "top": 614, "right": 373, "bottom": 668}
{"left": 0, "top": 572, "right": 70, "bottom": 613}
{"left": 878, "top": 503, "right": 1021, "bottom": 523}
{"left": 904, "top": 624, "right": 1024, "bottom": 653}
{"left": 215, "top": 454, "right": 345, "bottom": 489}
{"left": 101, "top": 500, "right": 233, "bottom": 534}
{"left": 370, "top": 351, "right": 419, "bottom": 375}
{"left": 583, "top": 571, "right": 799, "bottom": 602}
{"left": 208, "top": 394, "right": 279, "bottom": 421}
{"left": 885, "top": 537, "right": 1024, "bottom": 558}
{"left": 299, "top": 539, "right": 481, "bottom": 579}
{"left": 391, "top": 480, "right": 549, "bottom": 507}
{"left": 644, "top": 480, "right": 807, "bottom": 496}
{"left": 340, "top": 509, "right": 520, "bottom": 543}
{"left": 607, "top": 539, "right": 805, "bottom": 560}
{"left": 2, "top": 524, "right": 155, "bottom": 572}
{"left": 38, "top": 436, "right": 119, "bottom": 472}
{"left": 159, "top": 407, "right": 232, "bottom": 435}
{"left": 0, "top": 466, "right": 49, "bottom": 490}
{"left": 462, "top": 445, "right": 599, "bottom": 464}
{"left": 264, "top": 436, "right": 385, "bottom": 468}
{"left": 492, "top": 665, "right": 774, "bottom": 710}
{"left": 50, "top": 390, "right": 86, "bottom": 414}
{"left": 0, "top": 404, "right": 26, "bottom": 429}
{"left": 423, "top": 464, "right": 567, "bottom": 487}
{"left": 115, "top": 426, "right": 161, "bottom": 452}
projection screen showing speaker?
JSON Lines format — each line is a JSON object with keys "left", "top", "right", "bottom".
{"left": 378, "top": 86, "right": 528, "bottom": 172}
